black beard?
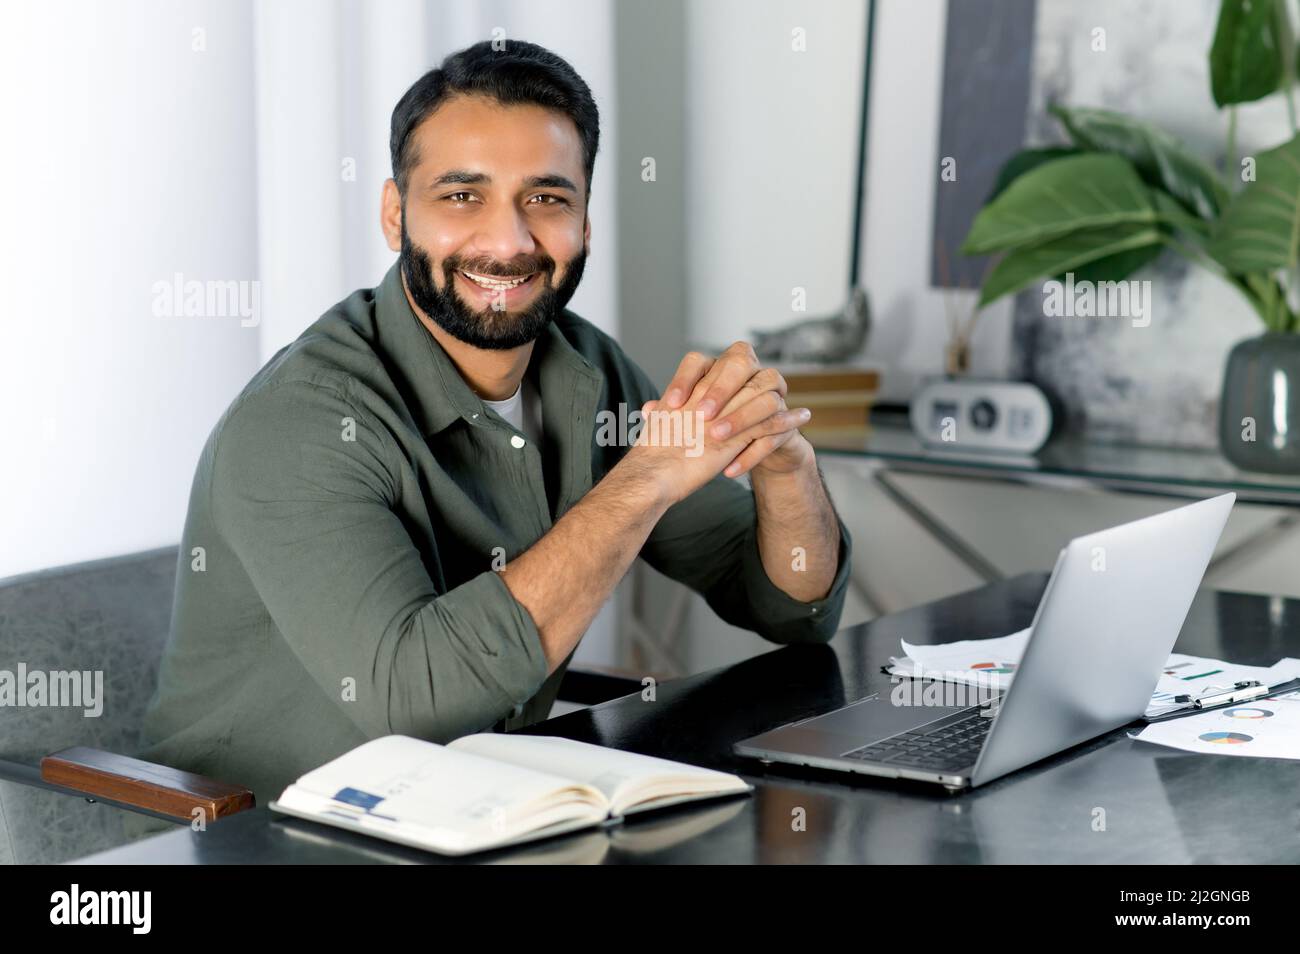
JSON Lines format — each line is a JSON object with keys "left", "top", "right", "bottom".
{"left": 399, "top": 214, "right": 587, "bottom": 351}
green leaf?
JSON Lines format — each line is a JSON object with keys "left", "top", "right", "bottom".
{"left": 978, "top": 223, "right": 1164, "bottom": 306}
{"left": 1060, "top": 242, "right": 1166, "bottom": 287}
{"left": 1151, "top": 189, "right": 1211, "bottom": 239}
{"left": 1210, "top": 0, "right": 1285, "bottom": 107}
{"left": 1208, "top": 132, "right": 1300, "bottom": 272}
{"left": 1239, "top": 272, "right": 1291, "bottom": 330}
{"left": 962, "top": 153, "right": 1157, "bottom": 255}
{"left": 1049, "top": 104, "right": 1228, "bottom": 219}
{"left": 1277, "top": 0, "right": 1298, "bottom": 88}
{"left": 985, "top": 147, "right": 1080, "bottom": 204}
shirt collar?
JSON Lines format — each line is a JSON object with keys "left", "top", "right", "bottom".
{"left": 373, "top": 260, "right": 602, "bottom": 438}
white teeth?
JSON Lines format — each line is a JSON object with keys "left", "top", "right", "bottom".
{"left": 462, "top": 270, "right": 531, "bottom": 290}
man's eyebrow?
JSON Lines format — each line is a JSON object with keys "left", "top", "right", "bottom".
{"left": 430, "top": 170, "right": 577, "bottom": 192}
{"left": 522, "top": 174, "right": 578, "bottom": 192}
{"left": 431, "top": 170, "right": 489, "bottom": 187}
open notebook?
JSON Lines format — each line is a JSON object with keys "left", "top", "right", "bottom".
{"left": 268, "top": 734, "right": 753, "bottom": 856}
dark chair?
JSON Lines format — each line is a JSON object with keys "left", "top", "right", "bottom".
{"left": 0, "top": 547, "right": 639, "bottom": 864}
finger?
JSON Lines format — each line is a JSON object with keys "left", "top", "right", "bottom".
{"left": 709, "top": 390, "right": 785, "bottom": 440}
{"left": 712, "top": 368, "right": 789, "bottom": 431}
{"left": 713, "top": 405, "right": 809, "bottom": 474}
{"left": 693, "top": 342, "right": 759, "bottom": 421}
{"left": 662, "top": 351, "right": 714, "bottom": 409}
{"left": 731, "top": 405, "right": 811, "bottom": 445}
{"left": 723, "top": 430, "right": 796, "bottom": 478}
{"left": 722, "top": 408, "right": 811, "bottom": 467}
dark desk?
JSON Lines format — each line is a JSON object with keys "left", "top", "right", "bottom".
{"left": 78, "top": 575, "right": 1300, "bottom": 864}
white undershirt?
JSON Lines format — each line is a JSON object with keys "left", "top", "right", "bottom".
{"left": 482, "top": 377, "right": 543, "bottom": 446}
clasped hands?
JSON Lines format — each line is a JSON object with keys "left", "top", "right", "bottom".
{"left": 623, "top": 341, "right": 816, "bottom": 507}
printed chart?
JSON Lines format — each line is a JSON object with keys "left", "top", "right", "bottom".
{"left": 1137, "top": 698, "right": 1300, "bottom": 760}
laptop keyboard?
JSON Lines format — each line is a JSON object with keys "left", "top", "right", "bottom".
{"left": 842, "top": 710, "right": 992, "bottom": 771}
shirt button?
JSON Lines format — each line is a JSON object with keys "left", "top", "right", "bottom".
{"left": 510, "top": 435, "right": 526, "bottom": 449}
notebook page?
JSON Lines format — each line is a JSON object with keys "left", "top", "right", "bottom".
{"left": 449, "top": 734, "right": 748, "bottom": 815}
{"left": 278, "top": 735, "right": 607, "bottom": 850}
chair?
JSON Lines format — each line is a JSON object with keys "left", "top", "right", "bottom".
{"left": 0, "top": 547, "right": 639, "bottom": 864}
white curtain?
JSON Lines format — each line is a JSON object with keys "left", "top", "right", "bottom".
{"left": 0, "top": 0, "right": 262, "bottom": 579}
{"left": 0, "top": 0, "right": 619, "bottom": 594}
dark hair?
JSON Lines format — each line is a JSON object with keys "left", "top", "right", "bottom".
{"left": 390, "top": 39, "right": 600, "bottom": 199}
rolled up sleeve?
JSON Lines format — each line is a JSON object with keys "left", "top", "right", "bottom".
{"left": 617, "top": 356, "right": 853, "bottom": 645}
{"left": 209, "top": 380, "right": 548, "bottom": 743}
{"left": 737, "top": 507, "right": 852, "bottom": 643}
{"left": 640, "top": 473, "right": 852, "bottom": 645}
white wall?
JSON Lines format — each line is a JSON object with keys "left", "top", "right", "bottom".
{"left": 0, "top": 0, "right": 262, "bottom": 580}
{"left": 858, "top": 0, "right": 1014, "bottom": 402}
{"left": 683, "top": 0, "right": 867, "bottom": 350}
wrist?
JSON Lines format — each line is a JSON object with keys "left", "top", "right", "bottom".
{"left": 608, "top": 450, "right": 677, "bottom": 515}
{"left": 750, "top": 452, "right": 820, "bottom": 494}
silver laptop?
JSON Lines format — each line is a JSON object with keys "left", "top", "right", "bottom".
{"left": 734, "top": 493, "right": 1235, "bottom": 792}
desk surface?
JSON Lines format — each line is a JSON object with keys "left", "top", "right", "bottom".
{"left": 79, "top": 575, "right": 1300, "bottom": 864}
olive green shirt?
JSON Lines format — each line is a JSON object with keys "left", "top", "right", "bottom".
{"left": 139, "top": 262, "right": 852, "bottom": 804}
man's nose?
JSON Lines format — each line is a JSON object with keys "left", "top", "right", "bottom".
{"left": 473, "top": 201, "right": 537, "bottom": 264}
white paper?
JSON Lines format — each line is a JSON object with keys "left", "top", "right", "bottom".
{"left": 888, "top": 630, "right": 1300, "bottom": 721}
{"left": 891, "top": 629, "right": 1031, "bottom": 692}
{"left": 1147, "top": 655, "right": 1300, "bottom": 716}
{"left": 1136, "top": 695, "right": 1300, "bottom": 759}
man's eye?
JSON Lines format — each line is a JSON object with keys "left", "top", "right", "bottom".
{"left": 529, "top": 194, "right": 567, "bottom": 206}
{"left": 445, "top": 192, "right": 477, "bottom": 204}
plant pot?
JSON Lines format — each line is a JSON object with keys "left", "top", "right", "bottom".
{"left": 1219, "top": 333, "right": 1300, "bottom": 474}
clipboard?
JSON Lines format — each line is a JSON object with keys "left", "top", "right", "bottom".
{"left": 1142, "top": 676, "right": 1300, "bottom": 723}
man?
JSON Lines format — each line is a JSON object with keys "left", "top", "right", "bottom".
{"left": 139, "top": 39, "right": 851, "bottom": 805}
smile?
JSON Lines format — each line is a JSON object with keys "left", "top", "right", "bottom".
{"left": 459, "top": 270, "right": 536, "bottom": 290}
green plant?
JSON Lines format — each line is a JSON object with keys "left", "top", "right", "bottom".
{"left": 962, "top": 0, "right": 1300, "bottom": 333}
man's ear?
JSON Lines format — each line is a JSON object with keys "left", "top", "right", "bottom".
{"left": 583, "top": 212, "right": 591, "bottom": 255}
{"left": 380, "top": 179, "right": 402, "bottom": 253}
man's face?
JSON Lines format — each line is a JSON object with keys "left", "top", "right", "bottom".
{"left": 388, "top": 94, "right": 590, "bottom": 350}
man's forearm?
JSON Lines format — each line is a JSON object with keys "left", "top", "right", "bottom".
{"left": 500, "top": 459, "right": 671, "bottom": 673}
{"left": 750, "top": 460, "right": 840, "bottom": 602}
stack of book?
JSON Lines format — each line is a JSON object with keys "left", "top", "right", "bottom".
{"left": 779, "top": 365, "right": 881, "bottom": 442}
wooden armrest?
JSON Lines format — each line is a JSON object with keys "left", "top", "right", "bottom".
{"left": 41, "top": 746, "right": 255, "bottom": 823}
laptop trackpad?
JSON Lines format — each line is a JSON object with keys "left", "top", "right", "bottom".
{"left": 812, "top": 694, "right": 975, "bottom": 745}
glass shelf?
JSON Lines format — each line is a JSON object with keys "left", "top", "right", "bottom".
{"left": 812, "top": 410, "right": 1300, "bottom": 506}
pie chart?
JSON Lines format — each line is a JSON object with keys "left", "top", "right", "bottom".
{"left": 1198, "top": 731, "right": 1253, "bottom": 744}
{"left": 1222, "top": 708, "right": 1273, "bottom": 719}
{"left": 970, "top": 662, "right": 1017, "bottom": 674}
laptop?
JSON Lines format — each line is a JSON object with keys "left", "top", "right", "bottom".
{"left": 734, "top": 492, "right": 1235, "bottom": 792}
